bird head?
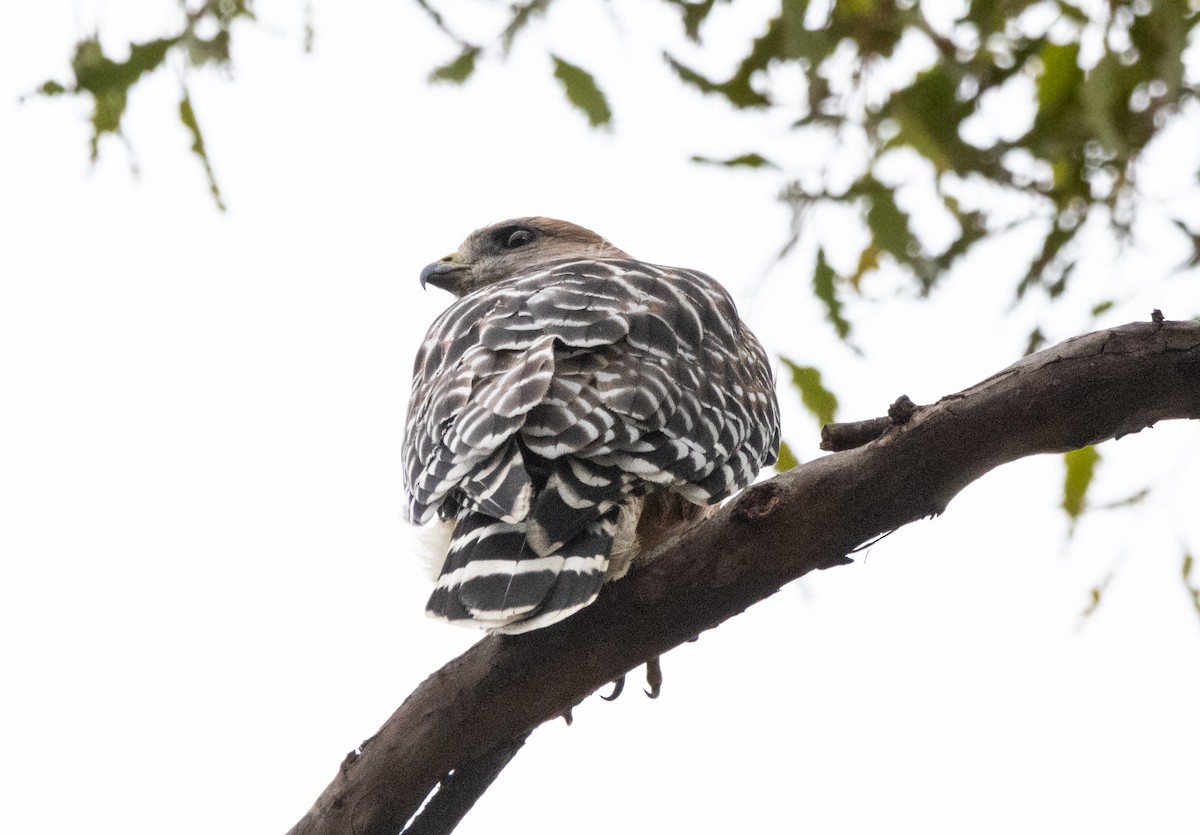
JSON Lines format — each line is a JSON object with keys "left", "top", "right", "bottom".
{"left": 419, "top": 217, "right": 629, "bottom": 297}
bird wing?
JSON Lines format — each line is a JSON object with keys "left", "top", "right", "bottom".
{"left": 403, "top": 258, "right": 778, "bottom": 528}
{"left": 402, "top": 258, "right": 780, "bottom": 630}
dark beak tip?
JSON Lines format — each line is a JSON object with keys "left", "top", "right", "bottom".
{"left": 419, "top": 260, "right": 464, "bottom": 291}
{"left": 418, "top": 262, "right": 438, "bottom": 290}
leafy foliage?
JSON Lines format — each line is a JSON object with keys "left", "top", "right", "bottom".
{"left": 715, "top": 0, "right": 1200, "bottom": 310}
{"left": 45, "top": 1, "right": 1200, "bottom": 293}
{"left": 31, "top": 0, "right": 257, "bottom": 210}
{"left": 407, "top": 0, "right": 1199, "bottom": 342}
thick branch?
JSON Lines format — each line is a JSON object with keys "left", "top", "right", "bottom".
{"left": 287, "top": 320, "right": 1200, "bottom": 835}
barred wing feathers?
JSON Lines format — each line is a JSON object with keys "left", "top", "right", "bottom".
{"left": 403, "top": 258, "right": 780, "bottom": 632}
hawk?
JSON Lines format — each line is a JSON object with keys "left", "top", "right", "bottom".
{"left": 404, "top": 217, "right": 780, "bottom": 634}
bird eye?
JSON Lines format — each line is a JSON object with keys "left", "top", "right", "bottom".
{"left": 504, "top": 229, "right": 534, "bottom": 249}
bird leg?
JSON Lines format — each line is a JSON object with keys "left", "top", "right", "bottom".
{"left": 601, "top": 493, "right": 711, "bottom": 702}
{"left": 644, "top": 656, "right": 662, "bottom": 699}
{"left": 601, "top": 656, "right": 663, "bottom": 701}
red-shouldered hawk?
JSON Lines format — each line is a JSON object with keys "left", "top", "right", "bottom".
{"left": 404, "top": 218, "right": 780, "bottom": 634}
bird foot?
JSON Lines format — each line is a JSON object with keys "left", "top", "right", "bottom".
{"left": 644, "top": 656, "right": 662, "bottom": 699}
{"left": 601, "top": 656, "right": 663, "bottom": 701}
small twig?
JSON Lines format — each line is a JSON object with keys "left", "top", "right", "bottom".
{"left": 820, "top": 417, "right": 890, "bottom": 451}
{"left": 821, "top": 395, "right": 918, "bottom": 451}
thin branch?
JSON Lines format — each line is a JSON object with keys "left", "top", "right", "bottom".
{"left": 287, "top": 319, "right": 1200, "bottom": 835}
{"left": 822, "top": 395, "right": 916, "bottom": 450}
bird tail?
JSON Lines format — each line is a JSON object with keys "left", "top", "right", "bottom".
{"left": 426, "top": 505, "right": 622, "bottom": 633}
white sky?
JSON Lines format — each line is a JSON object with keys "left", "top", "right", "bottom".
{"left": 2, "top": 2, "right": 1199, "bottom": 834}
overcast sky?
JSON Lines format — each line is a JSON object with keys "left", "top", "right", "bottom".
{"left": 2, "top": 2, "right": 1199, "bottom": 834}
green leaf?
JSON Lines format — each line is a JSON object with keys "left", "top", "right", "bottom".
{"left": 72, "top": 36, "right": 177, "bottom": 92}
{"left": 88, "top": 87, "right": 128, "bottom": 160}
{"left": 1024, "top": 327, "right": 1046, "bottom": 356}
{"left": 1062, "top": 444, "right": 1100, "bottom": 528}
{"left": 842, "top": 176, "right": 947, "bottom": 290}
{"left": 780, "top": 357, "right": 838, "bottom": 427}
{"left": 932, "top": 196, "right": 989, "bottom": 281}
{"left": 691, "top": 152, "right": 778, "bottom": 169}
{"left": 501, "top": 0, "right": 553, "bottom": 54}
{"left": 1130, "top": 0, "right": 1188, "bottom": 101}
{"left": 179, "top": 89, "right": 225, "bottom": 212}
{"left": 550, "top": 55, "right": 612, "bottom": 128}
{"left": 209, "top": 0, "right": 254, "bottom": 26}
{"left": 36, "top": 80, "right": 67, "bottom": 96}
{"left": 884, "top": 65, "right": 979, "bottom": 175}
{"left": 429, "top": 46, "right": 480, "bottom": 84}
{"left": 303, "top": 2, "right": 315, "bottom": 53}
{"left": 70, "top": 35, "right": 179, "bottom": 159}
{"left": 1091, "top": 300, "right": 1115, "bottom": 317}
{"left": 1172, "top": 219, "right": 1200, "bottom": 268}
{"left": 1035, "top": 42, "right": 1083, "bottom": 116}
{"left": 1079, "top": 52, "right": 1127, "bottom": 154}
{"left": 848, "top": 243, "right": 881, "bottom": 291}
{"left": 1182, "top": 552, "right": 1200, "bottom": 617}
{"left": 813, "top": 248, "right": 851, "bottom": 341}
{"left": 828, "top": 0, "right": 907, "bottom": 58}
{"left": 664, "top": 53, "right": 769, "bottom": 108}
{"left": 184, "top": 30, "right": 232, "bottom": 68}
{"left": 1096, "top": 488, "right": 1150, "bottom": 510}
{"left": 1055, "top": 2, "right": 1090, "bottom": 24}
{"left": 1018, "top": 221, "right": 1075, "bottom": 299}
{"left": 1080, "top": 571, "right": 1114, "bottom": 621}
{"left": 774, "top": 440, "right": 799, "bottom": 472}
{"left": 665, "top": 0, "right": 722, "bottom": 41}
{"left": 860, "top": 179, "right": 912, "bottom": 262}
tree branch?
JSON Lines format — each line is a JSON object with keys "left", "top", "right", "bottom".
{"left": 399, "top": 733, "right": 530, "bottom": 835}
{"left": 820, "top": 394, "right": 917, "bottom": 451}
{"left": 286, "top": 320, "right": 1200, "bottom": 835}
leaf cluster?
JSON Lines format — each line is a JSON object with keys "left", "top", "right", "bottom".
{"left": 666, "top": 0, "right": 1199, "bottom": 329}
{"left": 422, "top": 0, "right": 612, "bottom": 132}
{"left": 32, "top": 0, "right": 260, "bottom": 210}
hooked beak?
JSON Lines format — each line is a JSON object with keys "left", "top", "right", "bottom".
{"left": 419, "top": 255, "right": 469, "bottom": 292}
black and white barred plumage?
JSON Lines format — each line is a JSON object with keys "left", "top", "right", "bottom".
{"left": 403, "top": 218, "right": 780, "bottom": 633}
